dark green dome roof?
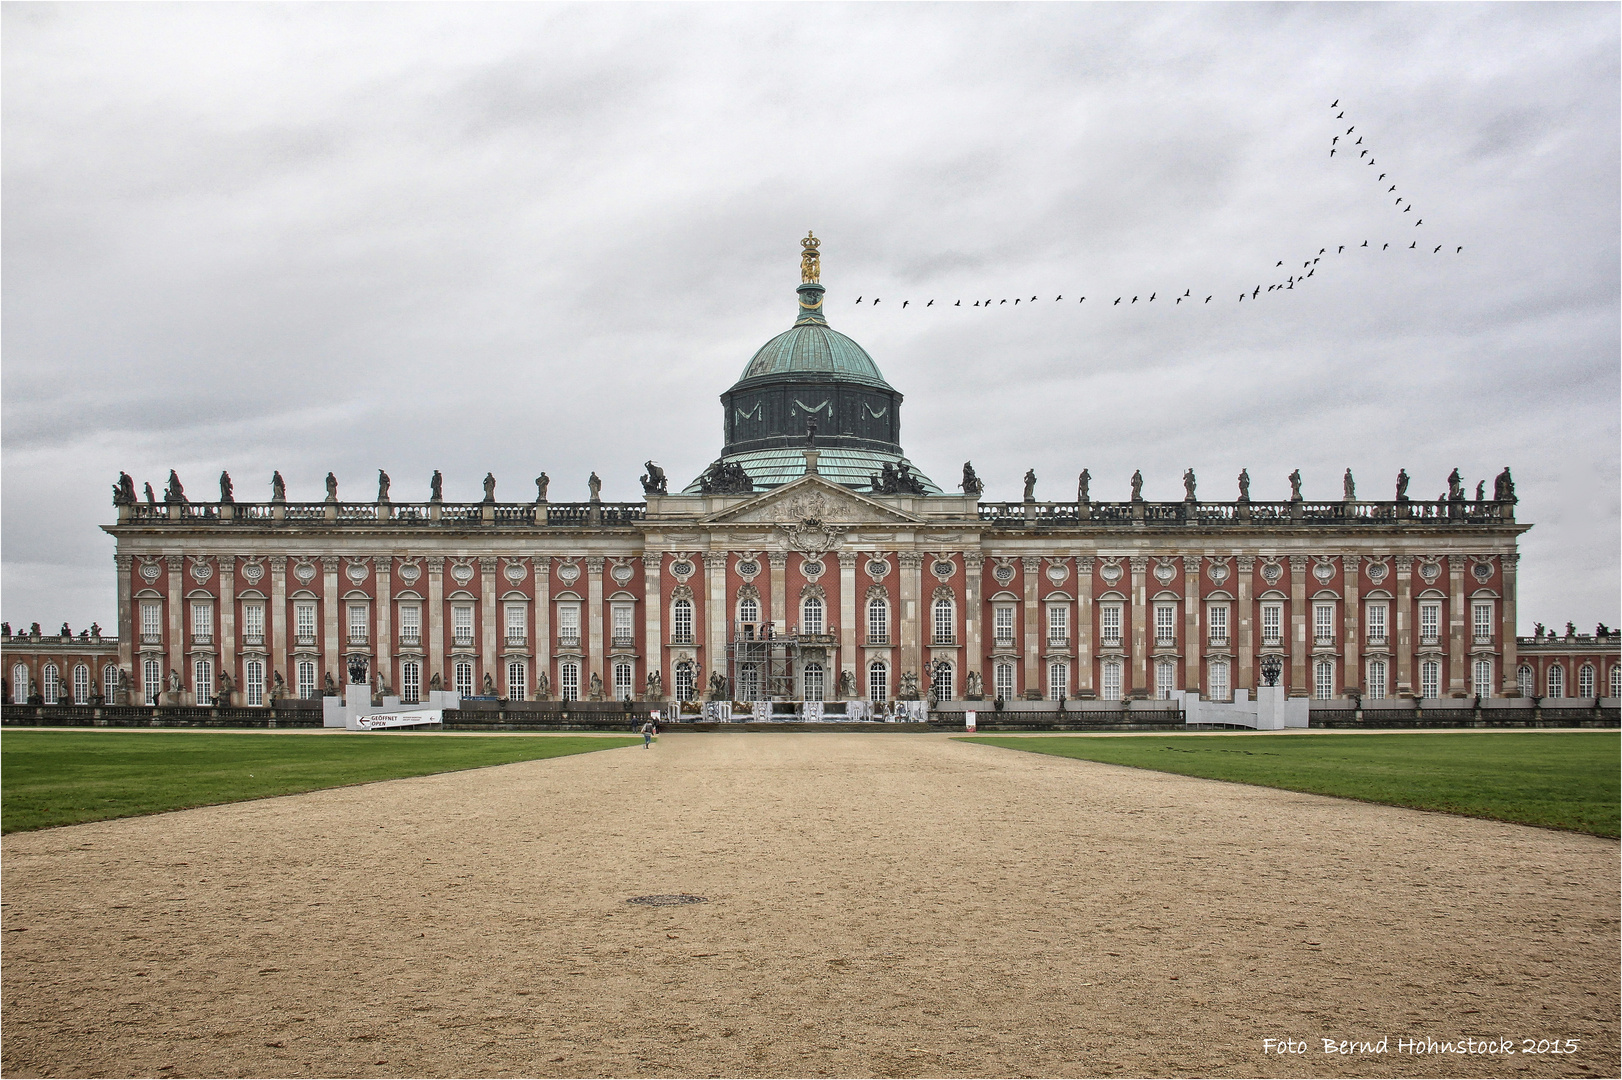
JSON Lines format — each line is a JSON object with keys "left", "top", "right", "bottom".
{"left": 736, "top": 321, "right": 892, "bottom": 389}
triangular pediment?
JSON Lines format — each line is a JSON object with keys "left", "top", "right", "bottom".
{"left": 701, "top": 474, "right": 921, "bottom": 526}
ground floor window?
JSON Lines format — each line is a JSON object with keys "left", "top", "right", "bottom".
{"left": 803, "top": 662, "right": 825, "bottom": 701}
{"left": 508, "top": 660, "right": 528, "bottom": 702}
{"left": 613, "top": 662, "right": 633, "bottom": 701}
{"left": 194, "top": 658, "right": 214, "bottom": 704}
{"left": 1473, "top": 659, "right": 1494, "bottom": 698}
{"left": 297, "top": 660, "right": 317, "bottom": 699}
{"left": 1101, "top": 661, "right": 1122, "bottom": 701}
{"left": 738, "top": 662, "right": 761, "bottom": 701}
{"left": 245, "top": 660, "right": 265, "bottom": 706}
{"left": 1517, "top": 664, "right": 1533, "bottom": 698}
{"left": 73, "top": 663, "right": 90, "bottom": 704}
{"left": 1048, "top": 662, "right": 1068, "bottom": 702}
{"left": 1612, "top": 664, "right": 1622, "bottom": 700}
{"left": 401, "top": 661, "right": 420, "bottom": 704}
{"left": 1577, "top": 663, "right": 1595, "bottom": 699}
{"left": 994, "top": 662, "right": 1015, "bottom": 702}
{"left": 1545, "top": 664, "right": 1564, "bottom": 699}
{"left": 673, "top": 662, "right": 695, "bottom": 702}
{"left": 42, "top": 663, "right": 60, "bottom": 705}
{"left": 1154, "top": 659, "right": 1175, "bottom": 700}
{"left": 104, "top": 663, "right": 119, "bottom": 704}
{"left": 12, "top": 663, "right": 28, "bottom": 704}
{"left": 144, "top": 658, "right": 162, "bottom": 705}
{"left": 454, "top": 661, "right": 475, "bottom": 698}
{"left": 1419, "top": 660, "right": 1440, "bottom": 699}
{"left": 1366, "top": 659, "right": 1387, "bottom": 700}
{"left": 930, "top": 661, "right": 953, "bottom": 702}
{"left": 1313, "top": 659, "right": 1334, "bottom": 700}
{"left": 868, "top": 661, "right": 888, "bottom": 703}
{"left": 561, "top": 662, "right": 580, "bottom": 702}
{"left": 1207, "top": 660, "right": 1230, "bottom": 702}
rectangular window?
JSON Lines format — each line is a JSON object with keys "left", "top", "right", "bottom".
{"left": 1155, "top": 660, "right": 1176, "bottom": 700}
{"left": 1473, "top": 659, "right": 1494, "bottom": 697}
{"left": 1365, "top": 603, "right": 1387, "bottom": 645}
{"left": 401, "top": 661, "right": 420, "bottom": 704}
{"left": 1261, "top": 602, "right": 1282, "bottom": 646}
{"left": 141, "top": 601, "right": 163, "bottom": 644}
{"left": 993, "top": 606, "right": 1015, "bottom": 646}
{"left": 1420, "top": 659, "right": 1440, "bottom": 699}
{"left": 242, "top": 603, "right": 265, "bottom": 646}
{"left": 1419, "top": 602, "right": 1440, "bottom": 645}
{"left": 454, "top": 661, "right": 475, "bottom": 697}
{"left": 1313, "top": 659, "right": 1334, "bottom": 700}
{"left": 348, "top": 604, "right": 368, "bottom": 644}
{"left": 802, "top": 663, "right": 825, "bottom": 701}
{"left": 1100, "top": 604, "right": 1122, "bottom": 647}
{"left": 399, "top": 605, "right": 421, "bottom": 646}
{"left": 144, "top": 658, "right": 161, "bottom": 705}
{"left": 1207, "top": 605, "right": 1228, "bottom": 647}
{"left": 1047, "top": 662, "right": 1068, "bottom": 701}
{"left": 868, "top": 662, "right": 888, "bottom": 703}
{"left": 1101, "top": 660, "right": 1122, "bottom": 700}
{"left": 1155, "top": 603, "right": 1177, "bottom": 646}
{"left": 508, "top": 660, "right": 528, "bottom": 702}
{"left": 452, "top": 605, "right": 474, "bottom": 647}
{"left": 1208, "top": 660, "right": 1230, "bottom": 703}
{"left": 1314, "top": 603, "right": 1335, "bottom": 646}
{"left": 930, "top": 600, "right": 952, "bottom": 644}
{"left": 507, "top": 603, "right": 529, "bottom": 645}
{"left": 245, "top": 660, "right": 265, "bottom": 706}
{"left": 868, "top": 600, "right": 888, "bottom": 645}
{"left": 672, "top": 663, "right": 694, "bottom": 702}
{"left": 668, "top": 600, "right": 691, "bottom": 645}
{"left": 1366, "top": 660, "right": 1387, "bottom": 700}
{"left": 193, "top": 658, "right": 213, "bottom": 703}
{"left": 295, "top": 602, "right": 317, "bottom": 645}
{"left": 560, "top": 663, "right": 580, "bottom": 702}
{"left": 297, "top": 660, "right": 317, "bottom": 700}
{"left": 1047, "top": 605, "right": 1069, "bottom": 646}
{"left": 613, "top": 662, "right": 634, "bottom": 701}
{"left": 1472, "top": 602, "right": 1493, "bottom": 644}
{"left": 994, "top": 662, "right": 1015, "bottom": 701}
{"left": 611, "top": 604, "right": 634, "bottom": 647}
{"left": 804, "top": 598, "right": 826, "bottom": 635}
{"left": 192, "top": 602, "right": 212, "bottom": 644}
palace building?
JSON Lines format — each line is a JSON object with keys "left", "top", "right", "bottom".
{"left": 12, "top": 234, "right": 1617, "bottom": 714}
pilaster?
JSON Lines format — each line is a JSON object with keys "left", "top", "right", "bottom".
{"left": 115, "top": 554, "right": 134, "bottom": 683}
{"left": 321, "top": 556, "right": 340, "bottom": 685}
{"left": 1074, "top": 555, "right": 1094, "bottom": 697}
{"left": 641, "top": 554, "right": 661, "bottom": 696}
{"left": 1500, "top": 553, "right": 1519, "bottom": 696}
{"left": 1288, "top": 555, "right": 1308, "bottom": 697}
{"left": 375, "top": 557, "right": 392, "bottom": 691}
{"left": 1182, "top": 555, "right": 1202, "bottom": 694}
{"left": 898, "top": 552, "right": 923, "bottom": 687}
{"left": 1447, "top": 554, "right": 1467, "bottom": 696}
{"left": 1342, "top": 555, "right": 1360, "bottom": 695}
{"left": 965, "top": 553, "right": 987, "bottom": 696}
{"left": 426, "top": 557, "right": 445, "bottom": 688}
{"left": 586, "top": 557, "right": 605, "bottom": 687}
{"left": 1022, "top": 556, "right": 1041, "bottom": 695}
{"left": 270, "top": 557, "right": 288, "bottom": 688}
{"left": 220, "top": 556, "right": 236, "bottom": 703}
{"left": 481, "top": 556, "right": 500, "bottom": 687}
{"left": 1394, "top": 555, "right": 1414, "bottom": 696}
{"left": 1128, "top": 556, "right": 1148, "bottom": 697}
{"left": 535, "top": 557, "right": 553, "bottom": 690}
{"left": 165, "top": 555, "right": 183, "bottom": 691}
{"left": 837, "top": 551, "right": 857, "bottom": 688}
{"left": 1236, "top": 556, "right": 1255, "bottom": 692}
{"left": 704, "top": 552, "right": 727, "bottom": 683}
{"left": 768, "top": 551, "right": 788, "bottom": 632}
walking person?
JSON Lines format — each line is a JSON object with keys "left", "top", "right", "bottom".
{"left": 641, "top": 719, "right": 655, "bottom": 749}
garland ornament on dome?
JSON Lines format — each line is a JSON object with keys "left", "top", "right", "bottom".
{"left": 801, "top": 231, "right": 820, "bottom": 284}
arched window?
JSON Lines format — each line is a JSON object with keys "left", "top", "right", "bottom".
{"left": 1578, "top": 663, "right": 1595, "bottom": 699}
{"left": 400, "top": 661, "right": 420, "bottom": 704}
{"left": 1101, "top": 660, "right": 1122, "bottom": 701}
{"left": 103, "top": 664, "right": 118, "bottom": 704}
{"left": 1546, "top": 664, "right": 1564, "bottom": 698}
{"left": 246, "top": 660, "right": 265, "bottom": 706}
{"left": 1611, "top": 664, "right": 1622, "bottom": 700}
{"left": 1208, "top": 660, "right": 1230, "bottom": 703}
{"left": 144, "top": 658, "right": 162, "bottom": 705}
{"left": 802, "top": 662, "right": 825, "bottom": 701}
{"left": 1473, "top": 659, "right": 1494, "bottom": 697}
{"left": 560, "top": 662, "right": 580, "bottom": 702}
{"left": 867, "top": 597, "right": 889, "bottom": 644}
{"left": 801, "top": 596, "right": 824, "bottom": 635}
{"left": 673, "top": 661, "right": 696, "bottom": 702}
{"left": 42, "top": 663, "right": 59, "bottom": 705}
{"left": 11, "top": 663, "right": 27, "bottom": 704}
{"left": 194, "top": 658, "right": 213, "bottom": 705}
{"left": 1420, "top": 660, "right": 1440, "bottom": 699}
{"left": 931, "top": 660, "right": 954, "bottom": 702}
{"left": 1048, "top": 661, "right": 1069, "bottom": 702}
{"left": 72, "top": 663, "right": 90, "bottom": 704}
{"left": 671, "top": 599, "right": 694, "bottom": 645}
{"left": 738, "top": 596, "right": 759, "bottom": 628}
{"left": 995, "top": 662, "right": 1016, "bottom": 701}
{"left": 737, "top": 662, "right": 761, "bottom": 701}
{"left": 1366, "top": 659, "right": 1387, "bottom": 700}
{"left": 508, "top": 660, "right": 528, "bottom": 702}
{"left": 868, "top": 661, "right": 888, "bottom": 703}
{"left": 1517, "top": 664, "right": 1533, "bottom": 698}
{"left": 613, "top": 662, "right": 633, "bottom": 701}
{"left": 1154, "top": 659, "right": 1176, "bottom": 700}
{"left": 454, "top": 661, "right": 475, "bottom": 698}
{"left": 297, "top": 660, "right": 317, "bottom": 700}
{"left": 932, "top": 598, "right": 955, "bottom": 645}
{"left": 1313, "top": 659, "right": 1335, "bottom": 700}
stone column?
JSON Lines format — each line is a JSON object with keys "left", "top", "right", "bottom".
{"left": 1447, "top": 554, "right": 1467, "bottom": 696}
{"left": 641, "top": 554, "right": 661, "bottom": 697}
{"left": 481, "top": 557, "right": 500, "bottom": 688}
{"left": 586, "top": 557, "right": 605, "bottom": 689}
{"left": 1128, "top": 556, "right": 1148, "bottom": 697}
{"left": 115, "top": 554, "right": 134, "bottom": 685}
{"left": 1341, "top": 555, "right": 1360, "bottom": 695}
{"left": 1236, "top": 556, "right": 1255, "bottom": 693}
{"left": 1182, "top": 555, "right": 1202, "bottom": 694}
{"left": 1288, "top": 555, "right": 1308, "bottom": 697}
{"left": 166, "top": 555, "right": 184, "bottom": 691}
{"left": 321, "top": 557, "right": 340, "bottom": 685}
{"left": 375, "top": 557, "right": 393, "bottom": 692}
{"left": 427, "top": 557, "right": 445, "bottom": 689}
{"left": 1022, "top": 557, "right": 1041, "bottom": 696}
{"left": 1394, "top": 555, "right": 1414, "bottom": 696}
{"left": 838, "top": 551, "right": 857, "bottom": 691}
{"left": 965, "top": 553, "right": 986, "bottom": 696}
{"left": 1074, "top": 556, "right": 1094, "bottom": 698}
{"left": 220, "top": 556, "right": 237, "bottom": 703}
{"left": 270, "top": 557, "right": 288, "bottom": 688}
{"left": 898, "top": 552, "right": 924, "bottom": 689}
{"left": 535, "top": 557, "right": 553, "bottom": 691}
{"left": 768, "top": 552, "right": 788, "bottom": 632}
{"left": 1500, "top": 553, "right": 1519, "bottom": 696}
{"left": 704, "top": 552, "right": 728, "bottom": 685}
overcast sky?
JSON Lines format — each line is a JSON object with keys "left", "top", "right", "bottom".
{"left": 4, "top": 3, "right": 1617, "bottom": 636}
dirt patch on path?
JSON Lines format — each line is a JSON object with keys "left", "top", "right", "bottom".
{"left": 4, "top": 733, "right": 1617, "bottom": 1078}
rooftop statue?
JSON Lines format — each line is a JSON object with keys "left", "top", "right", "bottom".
{"left": 895, "top": 459, "right": 927, "bottom": 495}
{"left": 800, "top": 230, "right": 821, "bottom": 285}
{"left": 1077, "top": 468, "right": 1090, "bottom": 505}
{"left": 1023, "top": 469, "right": 1037, "bottom": 502}
{"left": 1237, "top": 468, "right": 1250, "bottom": 500}
{"left": 962, "top": 462, "right": 985, "bottom": 497}
{"left": 588, "top": 472, "right": 602, "bottom": 501}
{"left": 1447, "top": 468, "right": 1464, "bottom": 501}
{"left": 1396, "top": 468, "right": 1410, "bottom": 501}
{"left": 1183, "top": 468, "right": 1197, "bottom": 501}
{"left": 535, "top": 472, "right": 550, "bottom": 502}
{"left": 1343, "top": 469, "right": 1355, "bottom": 500}
{"left": 483, "top": 472, "right": 497, "bottom": 502}
{"left": 1288, "top": 469, "right": 1303, "bottom": 501}
{"left": 430, "top": 470, "right": 443, "bottom": 501}
{"left": 271, "top": 471, "right": 286, "bottom": 501}
{"left": 377, "top": 470, "right": 390, "bottom": 501}
{"left": 640, "top": 461, "right": 667, "bottom": 495}
{"left": 698, "top": 460, "right": 753, "bottom": 495}
{"left": 219, "top": 471, "right": 234, "bottom": 503}
{"left": 1494, "top": 467, "right": 1516, "bottom": 502}
{"left": 1130, "top": 470, "right": 1144, "bottom": 502}
{"left": 325, "top": 472, "right": 338, "bottom": 501}
{"left": 163, "top": 470, "right": 187, "bottom": 504}
{"left": 806, "top": 417, "right": 818, "bottom": 446}
{"left": 113, "top": 471, "right": 137, "bottom": 506}
{"left": 144, "top": 482, "right": 157, "bottom": 504}
{"left": 1475, "top": 480, "right": 1485, "bottom": 502}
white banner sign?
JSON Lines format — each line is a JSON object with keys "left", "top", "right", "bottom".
{"left": 353, "top": 710, "right": 443, "bottom": 730}
{"left": 965, "top": 710, "right": 977, "bottom": 732}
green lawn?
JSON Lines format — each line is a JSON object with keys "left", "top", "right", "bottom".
{"left": 960, "top": 732, "right": 1621, "bottom": 837}
{"left": 1, "top": 731, "right": 638, "bottom": 834}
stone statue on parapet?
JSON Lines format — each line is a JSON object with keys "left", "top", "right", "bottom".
{"left": 377, "top": 470, "right": 390, "bottom": 501}
{"left": 806, "top": 418, "right": 818, "bottom": 446}
{"left": 640, "top": 461, "right": 668, "bottom": 495}
{"left": 484, "top": 672, "right": 497, "bottom": 696}
{"left": 1447, "top": 468, "right": 1464, "bottom": 501}
{"left": 1130, "top": 470, "right": 1144, "bottom": 502}
{"left": 698, "top": 460, "right": 753, "bottom": 495}
{"left": 430, "top": 470, "right": 443, "bottom": 501}
{"left": 1023, "top": 469, "right": 1037, "bottom": 502}
{"left": 144, "top": 482, "right": 157, "bottom": 504}
{"left": 959, "top": 462, "right": 984, "bottom": 496}
{"left": 536, "top": 670, "right": 552, "bottom": 700}
{"left": 217, "top": 671, "right": 234, "bottom": 703}
{"left": 1288, "top": 469, "right": 1303, "bottom": 501}
{"left": 895, "top": 459, "right": 925, "bottom": 494}
{"left": 348, "top": 656, "right": 368, "bottom": 684}
{"left": 535, "top": 473, "right": 550, "bottom": 501}
{"left": 1565, "top": 622, "right": 1576, "bottom": 638}
{"left": 169, "top": 669, "right": 183, "bottom": 694}
{"left": 588, "top": 472, "right": 602, "bottom": 501}
{"left": 587, "top": 672, "right": 604, "bottom": 701}
{"left": 1493, "top": 467, "right": 1515, "bottom": 502}
{"left": 60, "top": 622, "right": 71, "bottom": 638}
{"left": 483, "top": 473, "right": 497, "bottom": 502}
{"left": 1077, "top": 469, "right": 1090, "bottom": 505}
{"left": 644, "top": 670, "right": 662, "bottom": 700}
{"left": 966, "top": 669, "right": 984, "bottom": 700}
{"left": 163, "top": 470, "right": 187, "bottom": 504}
{"left": 1475, "top": 480, "right": 1485, "bottom": 501}
{"left": 113, "top": 472, "right": 137, "bottom": 506}
{"left": 268, "top": 670, "right": 285, "bottom": 702}
{"left": 1597, "top": 623, "right": 1611, "bottom": 638}
{"left": 271, "top": 471, "right": 286, "bottom": 501}
{"left": 1343, "top": 469, "right": 1355, "bottom": 500}
{"left": 1183, "top": 468, "right": 1197, "bottom": 501}
{"left": 219, "top": 471, "right": 234, "bottom": 503}
{"left": 429, "top": 671, "right": 443, "bottom": 691}
{"left": 1395, "top": 468, "right": 1409, "bottom": 502}
{"left": 325, "top": 472, "right": 338, "bottom": 502}
{"left": 1237, "top": 468, "right": 1250, "bottom": 501}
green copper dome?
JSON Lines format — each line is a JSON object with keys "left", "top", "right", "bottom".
{"left": 733, "top": 284, "right": 894, "bottom": 390}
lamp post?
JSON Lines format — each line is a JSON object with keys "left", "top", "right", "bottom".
{"left": 1260, "top": 654, "right": 1282, "bottom": 688}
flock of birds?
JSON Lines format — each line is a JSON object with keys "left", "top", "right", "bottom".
{"left": 849, "top": 100, "right": 1460, "bottom": 312}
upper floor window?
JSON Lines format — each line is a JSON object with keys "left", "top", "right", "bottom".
{"left": 451, "top": 604, "right": 474, "bottom": 647}
{"left": 1313, "top": 603, "right": 1335, "bottom": 646}
{"left": 1365, "top": 603, "right": 1388, "bottom": 645}
{"left": 1472, "top": 602, "right": 1493, "bottom": 643}
{"left": 738, "top": 596, "right": 760, "bottom": 629}
{"left": 670, "top": 599, "right": 693, "bottom": 645}
{"left": 558, "top": 603, "right": 582, "bottom": 647}
{"left": 399, "top": 604, "right": 421, "bottom": 645}
{"left": 507, "top": 603, "right": 529, "bottom": 645}
{"left": 1100, "top": 603, "right": 1123, "bottom": 648}
{"left": 932, "top": 598, "right": 954, "bottom": 645}
{"left": 1047, "top": 604, "right": 1069, "bottom": 646}
{"left": 1260, "top": 602, "right": 1283, "bottom": 646}
{"left": 294, "top": 602, "right": 317, "bottom": 644}
{"left": 867, "top": 597, "right": 888, "bottom": 644}
{"left": 611, "top": 603, "right": 634, "bottom": 647}
{"left": 1206, "top": 605, "right": 1228, "bottom": 647}
{"left": 348, "top": 604, "right": 368, "bottom": 644}
{"left": 1418, "top": 602, "right": 1441, "bottom": 645}
{"left": 1155, "top": 603, "right": 1177, "bottom": 646}
{"left": 192, "top": 602, "right": 213, "bottom": 644}
{"left": 140, "top": 601, "right": 163, "bottom": 644}
{"left": 802, "top": 596, "right": 825, "bottom": 635}
{"left": 242, "top": 603, "right": 265, "bottom": 645}
{"left": 993, "top": 605, "right": 1016, "bottom": 646}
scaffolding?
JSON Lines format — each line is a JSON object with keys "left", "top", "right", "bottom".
{"left": 725, "top": 621, "right": 837, "bottom": 703}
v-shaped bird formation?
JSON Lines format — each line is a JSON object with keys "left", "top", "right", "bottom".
{"left": 850, "top": 100, "right": 1461, "bottom": 313}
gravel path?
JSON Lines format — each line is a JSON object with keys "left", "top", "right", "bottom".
{"left": 3, "top": 733, "right": 1617, "bottom": 1078}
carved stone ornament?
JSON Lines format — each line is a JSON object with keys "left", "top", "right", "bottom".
{"left": 931, "top": 558, "right": 956, "bottom": 581}
{"left": 504, "top": 559, "right": 529, "bottom": 584}
{"left": 1098, "top": 559, "right": 1123, "bottom": 585}
{"left": 1364, "top": 559, "right": 1389, "bottom": 584}
{"left": 345, "top": 559, "right": 370, "bottom": 584}
{"left": 556, "top": 561, "right": 580, "bottom": 586}
{"left": 1044, "top": 559, "right": 1069, "bottom": 584}
{"left": 1471, "top": 558, "right": 1495, "bottom": 583}
{"left": 396, "top": 560, "right": 422, "bottom": 585}
{"left": 800, "top": 558, "right": 825, "bottom": 580}
{"left": 610, "top": 560, "right": 635, "bottom": 587}
{"left": 293, "top": 560, "right": 318, "bottom": 585}
{"left": 992, "top": 560, "right": 1017, "bottom": 586}
{"left": 1259, "top": 559, "right": 1283, "bottom": 586}
{"left": 1206, "top": 558, "right": 1231, "bottom": 585}
{"left": 450, "top": 561, "right": 476, "bottom": 586}
{"left": 1417, "top": 557, "right": 1442, "bottom": 584}
{"left": 667, "top": 557, "right": 695, "bottom": 582}
{"left": 188, "top": 557, "right": 214, "bottom": 584}
{"left": 866, "top": 558, "right": 891, "bottom": 580}
{"left": 735, "top": 556, "right": 761, "bottom": 581}
{"left": 241, "top": 559, "right": 265, "bottom": 585}
{"left": 137, "top": 556, "right": 160, "bottom": 584}
{"left": 779, "top": 517, "right": 844, "bottom": 557}
{"left": 1312, "top": 557, "right": 1337, "bottom": 584}
{"left": 1153, "top": 559, "right": 1177, "bottom": 586}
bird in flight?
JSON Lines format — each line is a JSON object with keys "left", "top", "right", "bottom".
{"left": 1388, "top": 184, "right": 1396, "bottom": 192}
{"left": 1176, "top": 297, "right": 1183, "bottom": 304}
{"left": 902, "top": 301, "right": 909, "bottom": 308}
{"left": 1149, "top": 292, "right": 1156, "bottom": 301}
{"left": 1205, "top": 296, "right": 1212, "bottom": 303}
{"left": 1079, "top": 297, "right": 1086, "bottom": 303}
{"left": 1360, "top": 150, "right": 1368, "bottom": 157}
{"left": 1367, "top": 159, "right": 1375, "bottom": 165}
{"left": 1409, "top": 241, "right": 1417, "bottom": 248}
{"left": 954, "top": 300, "right": 960, "bottom": 306}
{"left": 1131, "top": 296, "right": 1138, "bottom": 303}
{"left": 1318, "top": 249, "right": 1326, "bottom": 255}
{"left": 1338, "top": 245, "right": 1345, "bottom": 253}
{"left": 1252, "top": 286, "right": 1260, "bottom": 298}
{"left": 1331, "top": 136, "right": 1339, "bottom": 145}
{"left": 874, "top": 298, "right": 881, "bottom": 305}
{"left": 1415, "top": 219, "right": 1422, "bottom": 226}
{"left": 1337, "top": 111, "right": 1345, "bottom": 118}
{"left": 1014, "top": 298, "right": 1021, "bottom": 304}
{"left": 1030, "top": 296, "right": 1037, "bottom": 302}
{"left": 855, "top": 296, "right": 862, "bottom": 303}
{"left": 1307, "top": 268, "right": 1315, "bottom": 277}
{"left": 1347, "top": 126, "right": 1355, "bottom": 134}
{"left": 1114, "top": 298, "right": 1121, "bottom": 305}
{"left": 973, "top": 301, "right": 980, "bottom": 307}
{"left": 1456, "top": 247, "right": 1463, "bottom": 253}
{"left": 1183, "top": 289, "right": 1191, "bottom": 297}
{"left": 1380, "top": 175, "right": 1387, "bottom": 182}
{"left": 1434, "top": 246, "right": 1442, "bottom": 253}
{"left": 1330, "top": 149, "right": 1336, "bottom": 157}
{"left": 1362, "top": 240, "right": 1368, "bottom": 247}
{"left": 1383, "top": 243, "right": 1389, "bottom": 250}
{"left": 999, "top": 299, "right": 1007, "bottom": 304}
{"left": 927, "top": 300, "right": 934, "bottom": 307}
{"left": 1276, "top": 260, "right": 1283, "bottom": 266}
{"left": 1331, "top": 99, "right": 1339, "bottom": 107}
{"left": 1055, "top": 295, "right": 1062, "bottom": 301}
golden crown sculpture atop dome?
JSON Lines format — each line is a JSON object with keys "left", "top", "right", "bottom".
{"left": 800, "top": 231, "right": 821, "bottom": 284}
